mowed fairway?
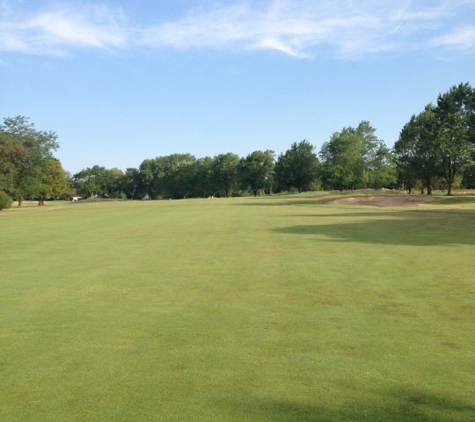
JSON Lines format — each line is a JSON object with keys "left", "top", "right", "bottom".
{"left": 0, "top": 195, "right": 474, "bottom": 422}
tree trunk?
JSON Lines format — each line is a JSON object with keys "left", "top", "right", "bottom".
{"left": 426, "top": 177, "right": 432, "bottom": 195}
{"left": 447, "top": 181, "right": 453, "bottom": 196}
{"left": 445, "top": 166, "right": 455, "bottom": 196}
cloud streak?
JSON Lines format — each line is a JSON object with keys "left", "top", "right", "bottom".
{"left": 432, "top": 26, "right": 475, "bottom": 50}
{"left": 0, "top": 4, "right": 128, "bottom": 56}
{"left": 0, "top": 1, "right": 474, "bottom": 59}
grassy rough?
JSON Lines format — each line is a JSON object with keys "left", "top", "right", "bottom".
{"left": 0, "top": 194, "right": 474, "bottom": 421}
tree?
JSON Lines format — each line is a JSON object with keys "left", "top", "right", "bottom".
{"left": 71, "top": 166, "right": 127, "bottom": 199}
{"left": 36, "top": 158, "right": 71, "bottom": 205}
{"left": 192, "top": 157, "right": 215, "bottom": 198}
{"left": 139, "top": 154, "right": 196, "bottom": 199}
{"left": 139, "top": 158, "right": 165, "bottom": 199}
{"left": 0, "top": 132, "right": 27, "bottom": 197}
{"left": 237, "top": 150, "right": 275, "bottom": 196}
{"left": 367, "top": 144, "right": 398, "bottom": 189}
{"left": 0, "top": 116, "right": 59, "bottom": 205}
{"left": 320, "top": 130, "right": 364, "bottom": 190}
{"left": 435, "top": 83, "right": 475, "bottom": 195}
{"left": 71, "top": 165, "right": 111, "bottom": 198}
{"left": 160, "top": 154, "right": 196, "bottom": 199}
{"left": 394, "top": 84, "right": 475, "bottom": 195}
{"left": 319, "top": 121, "right": 386, "bottom": 190}
{"left": 212, "top": 153, "right": 239, "bottom": 197}
{"left": 275, "top": 140, "right": 319, "bottom": 193}
{"left": 393, "top": 105, "right": 440, "bottom": 194}
{"left": 122, "top": 168, "right": 143, "bottom": 199}
{"left": 106, "top": 168, "right": 126, "bottom": 198}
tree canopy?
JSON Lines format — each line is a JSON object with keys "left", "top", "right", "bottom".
{"left": 319, "top": 121, "right": 396, "bottom": 190}
{"left": 435, "top": 83, "right": 475, "bottom": 195}
{"left": 0, "top": 116, "right": 68, "bottom": 205}
{"left": 393, "top": 83, "right": 475, "bottom": 195}
{"left": 275, "top": 140, "right": 319, "bottom": 193}
{"left": 237, "top": 150, "right": 275, "bottom": 196}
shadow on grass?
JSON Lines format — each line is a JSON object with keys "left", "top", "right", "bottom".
{"left": 221, "top": 388, "right": 475, "bottom": 422}
{"left": 272, "top": 210, "right": 475, "bottom": 246}
{"left": 432, "top": 195, "right": 475, "bottom": 205}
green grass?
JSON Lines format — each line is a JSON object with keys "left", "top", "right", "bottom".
{"left": 0, "top": 194, "right": 474, "bottom": 421}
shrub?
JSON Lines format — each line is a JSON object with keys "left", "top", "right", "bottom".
{"left": 0, "top": 191, "right": 12, "bottom": 210}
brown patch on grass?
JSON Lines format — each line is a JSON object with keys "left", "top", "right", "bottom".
{"left": 331, "top": 195, "right": 432, "bottom": 207}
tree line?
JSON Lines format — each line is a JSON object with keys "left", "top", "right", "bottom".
{"left": 1, "top": 83, "right": 474, "bottom": 207}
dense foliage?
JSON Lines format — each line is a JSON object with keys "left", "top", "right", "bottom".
{"left": 0, "top": 117, "right": 70, "bottom": 205}
{"left": 0, "top": 191, "right": 12, "bottom": 210}
{"left": 393, "top": 83, "right": 475, "bottom": 195}
{"left": 1, "top": 83, "right": 474, "bottom": 204}
{"left": 275, "top": 140, "right": 320, "bottom": 193}
{"left": 319, "top": 121, "right": 397, "bottom": 191}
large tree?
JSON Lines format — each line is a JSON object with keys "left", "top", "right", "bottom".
{"left": 0, "top": 116, "right": 59, "bottom": 205}
{"left": 320, "top": 129, "right": 364, "bottom": 190}
{"left": 394, "top": 83, "right": 475, "bottom": 195}
{"left": 71, "top": 166, "right": 127, "bottom": 199}
{"left": 237, "top": 150, "right": 275, "bottom": 196}
{"left": 319, "top": 121, "right": 388, "bottom": 190}
{"left": 0, "top": 132, "right": 27, "bottom": 197}
{"left": 106, "top": 168, "right": 126, "bottom": 198}
{"left": 192, "top": 156, "right": 215, "bottom": 198}
{"left": 393, "top": 105, "right": 440, "bottom": 194}
{"left": 435, "top": 83, "right": 475, "bottom": 195}
{"left": 139, "top": 158, "right": 166, "bottom": 199}
{"left": 368, "top": 145, "right": 397, "bottom": 189}
{"left": 36, "top": 158, "right": 71, "bottom": 205}
{"left": 71, "top": 165, "right": 111, "bottom": 198}
{"left": 165, "top": 154, "right": 197, "bottom": 199}
{"left": 212, "top": 153, "right": 239, "bottom": 197}
{"left": 122, "top": 168, "right": 143, "bottom": 199}
{"left": 139, "top": 154, "right": 196, "bottom": 199}
{"left": 275, "top": 140, "right": 319, "bottom": 193}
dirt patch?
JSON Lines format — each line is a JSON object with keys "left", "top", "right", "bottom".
{"left": 331, "top": 195, "right": 432, "bottom": 207}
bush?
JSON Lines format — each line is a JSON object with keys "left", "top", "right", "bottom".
{"left": 0, "top": 191, "right": 12, "bottom": 210}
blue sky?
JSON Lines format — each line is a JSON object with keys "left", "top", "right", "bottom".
{"left": 1, "top": 0, "right": 474, "bottom": 174}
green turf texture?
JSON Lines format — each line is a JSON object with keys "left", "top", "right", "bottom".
{"left": 0, "top": 194, "right": 474, "bottom": 421}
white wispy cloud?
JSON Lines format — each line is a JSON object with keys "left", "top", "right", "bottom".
{"left": 431, "top": 25, "right": 475, "bottom": 50}
{"left": 134, "top": 1, "right": 454, "bottom": 59}
{"left": 0, "top": 1, "right": 474, "bottom": 59}
{"left": 0, "top": 4, "right": 128, "bottom": 56}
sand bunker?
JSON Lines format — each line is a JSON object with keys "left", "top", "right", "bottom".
{"left": 331, "top": 195, "right": 431, "bottom": 207}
